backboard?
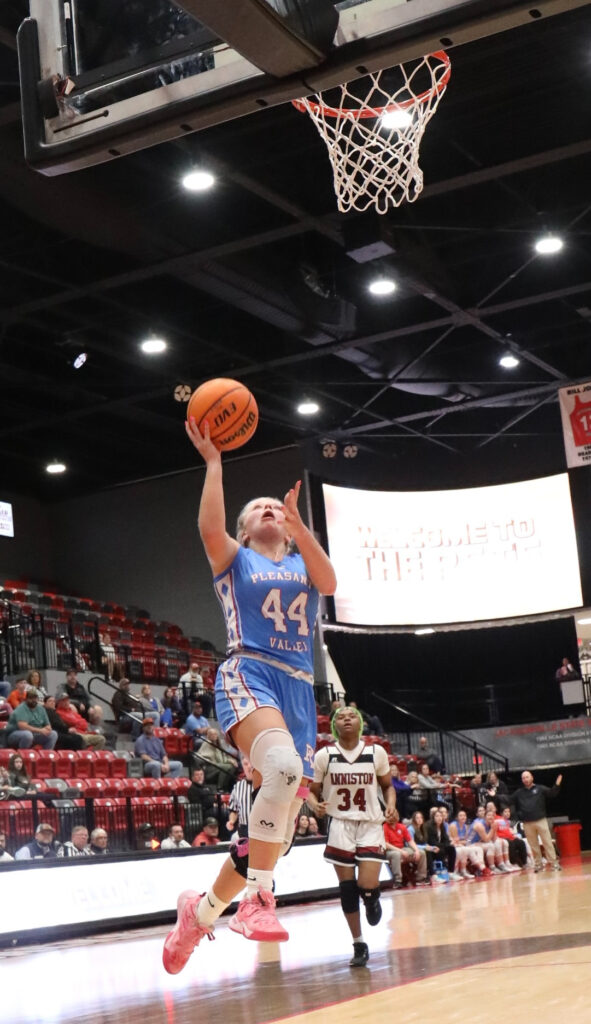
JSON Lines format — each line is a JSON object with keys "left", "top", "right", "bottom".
{"left": 18, "top": 0, "right": 589, "bottom": 175}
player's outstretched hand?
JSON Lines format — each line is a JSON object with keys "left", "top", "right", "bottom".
{"left": 282, "top": 480, "right": 304, "bottom": 537}
{"left": 186, "top": 416, "right": 221, "bottom": 464}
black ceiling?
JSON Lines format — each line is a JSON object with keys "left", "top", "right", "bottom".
{"left": 1, "top": 1, "right": 591, "bottom": 500}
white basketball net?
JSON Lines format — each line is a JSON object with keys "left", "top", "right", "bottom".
{"left": 293, "top": 51, "right": 451, "bottom": 214}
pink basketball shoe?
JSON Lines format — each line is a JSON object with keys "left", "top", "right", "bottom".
{"left": 162, "top": 891, "right": 214, "bottom": 974}
{"left": 228, "top": 889, "right": 289, "bottom": 942}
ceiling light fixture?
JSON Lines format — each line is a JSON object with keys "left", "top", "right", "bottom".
{"left": 368, "top": 277, "right": 396, "bottom": 297}
{"left": 46, "top": 461, "right": 66, "bottom": 474}
{"left": 577, "top": 617, "right": 591, "bottom": 625}
{"left": 297, "top": 400, "right": 320, "bottom": 415}
{"left": 380, "top": 108, "right": 412, "bottom": 130}
{"left": 414, "top": 627, "right": 435, "bottom": 635}
{"left": 72, "top": 352, "right": 87, "bottom": 369}
{"left": 499, "top": 354, "right": 519, "bottom": 369}
{"left": 534, "top": 234, "right": 564, "bottom": 255}
{"left": 141, "top": 337, "right": 167, "bottom": 354}
{"left": 182, "top": 169, "right": 215, "bottom": 192}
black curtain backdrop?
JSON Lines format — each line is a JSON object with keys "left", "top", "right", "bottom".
{"left": 324, "top": 617, "right": 579, "bottom": 731}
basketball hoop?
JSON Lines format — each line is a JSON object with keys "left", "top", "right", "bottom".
{"left": 292, "top": 51, "right": 451, "bottom": 214}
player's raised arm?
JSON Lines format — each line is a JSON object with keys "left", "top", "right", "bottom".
{"left": 186, "top": 417, "right": 238, "bottom": 574}
{"left": 282, "top": 481, "right": 337, "bottom": 596}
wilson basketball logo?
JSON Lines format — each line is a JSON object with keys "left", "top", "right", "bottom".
{"left": 186, "top": 378, "right": 259, "bottom": 452}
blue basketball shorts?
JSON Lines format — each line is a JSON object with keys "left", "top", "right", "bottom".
{"left": 215, "top": 655, "right": 317, "bottom": 778}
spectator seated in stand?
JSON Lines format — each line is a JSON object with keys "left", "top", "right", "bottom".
{"left": 62, "top": 825, "right": 91, "bottom": 857}
{"left": 6, "top": 687, "right": 58, "bottom": 749}
{"left": 424, "top": 807, "right": 463, "bottom": 882}
{"left": 448, "top": 809, "right": 485, "bottom": 878}
{"left": 294, "top": 813, "right": 320, "bottom": 839}
{"left": 161, "top": 687, "right": 182, "bottom": 727}
{"left": 56, "top": 669, "right": 98, "bottom": 720}
{"left": 87, "top": 705, "right": 106, "bottom": 738}
{"left": 183, "top": 701, "right": 209, "bottom": 749}
{"left": 384, "top": 809, "right": 427, "bottom": 887}
{"left": 6, "top": 677, "right": 28, "bottom": 709}
{"left": 179, "top": 662, "right": 212, "bottom": 718}
{"left": 492, "top": 805, "right": 528, "bottom": 867}
{"left": 0, "top": 829, "right": 13, "bottom": 862}
{"left": 480, "top": 771, "right": 510, "bottom": 811}
{"left": 405, "top": 770, "right": 432, "bottom": 819}
{"left": 111, "top": 677, "right": 144, "bottom": 737}
{"left": 134, "top": 718, "right": 183, "bottom": 779}
{"left": 416, "top": 735, "right": 444, "bottom": 774}
{"left": 192, "top": 817, "right": 220, "bottom": 847}
{"left": 161, "top": 824, "right": 191, "bottom": 851}
{"left": 7, "top": 752, "right": 37, "bottom": 795}
{"left": 501, "top": 806, "right": 534, "bottom": 867}
{"left": 0, "top": 678, "right": 10, "bottom": 700}
{"left": 43, "top": 695, "right": 84, "bottom": 750}
{"left": 55, "top": 694, "right": 106, "bottom": 749}
{"left": 26, "top": 669, "right": 49, "bottom": 700}
{"left": 389, "top": 763, "right": 411, "bottom": 817}
{"left": 15, "top": 821, "right": 63, "bottom": 860}
{"left": 136, "top": 684, "right": 163, "bottom": 726}
{"left": 89, "top": 828, "right": 109, "bottom": 855}
{"left": 187, "top": 767, "right": 216, "bottom": 820}
{"left": 193, "top": 726, "right": 239, "bottom": 792}
{"left": 136, "top": 823, "right": 160, "bottom": 852}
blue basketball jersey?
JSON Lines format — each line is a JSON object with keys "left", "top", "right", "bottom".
{"left": 213, "top": 546, "right": 319, "bottom": 676}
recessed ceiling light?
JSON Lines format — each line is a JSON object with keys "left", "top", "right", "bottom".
{"left": 577, "top": 617, "right": 591, "bottom": 625}
{"left": 368, "top": 277, "right": 396, "bottom": 296}
{"left": 182, "top": 169, "right": 215, "bottom": 192}
{"left": 46, "top": 461, "right": 66, "bottom": 474}
{"left": 414, "top": 627, "right": 435, "bottom": 635}
{"left": 499, "top": 354, "right": 519, "bottom": 369}
{"left": 72, "top": 352, "right": 87, "bottom": 369}
{"left": 141, "top": 337, "right": 167, "bottom": 354}
{"left": 380, "top": 108, "right": 412, "bottom": 130}
{"left": 297, "top": 400, "right": 320, "bottom": 415}
{"left": 535, "top": 234, "right": 564, "bottom": 255}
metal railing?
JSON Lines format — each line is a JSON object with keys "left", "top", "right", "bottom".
{"left": 372, "top": 691, "right": 509, "bottom": 776}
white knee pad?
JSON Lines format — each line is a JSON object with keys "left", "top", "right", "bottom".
{"left": 248, "top": 729, "right": 303, "bottom": 843}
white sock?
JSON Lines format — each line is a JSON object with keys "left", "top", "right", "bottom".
{"left": 246, "top": 868, "right": 274, "bottom": 898}
{"left": 352, "top": 934, "right": 363, "bottom": 943}
{"left": 196, "top": 889, "right": 231, "bottom": 927}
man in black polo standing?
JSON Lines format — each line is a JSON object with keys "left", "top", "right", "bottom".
{"left": 510, "top": 770, "right": 562, "bottom": 872}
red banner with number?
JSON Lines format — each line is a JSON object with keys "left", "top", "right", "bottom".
{"left": 559, "top": 383, "right": 591, "bottom": 468}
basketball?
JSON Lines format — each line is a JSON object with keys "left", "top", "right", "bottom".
{"left": 186, "top": 378, "right": 258, "bottom": 451}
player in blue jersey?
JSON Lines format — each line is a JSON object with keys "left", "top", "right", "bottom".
{"left": 163, "top": 416, "right": 337, "bottom": 975}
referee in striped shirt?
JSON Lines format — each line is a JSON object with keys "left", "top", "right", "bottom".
{"left": 228, "top": 755, "right": 254, "bottom": 837}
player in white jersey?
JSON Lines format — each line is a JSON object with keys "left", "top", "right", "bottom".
{"left": 163, "top": 416, "right": 336, "bottom": 975}
{"left": 309, "top": 706, "right": 396, "bottom": 968}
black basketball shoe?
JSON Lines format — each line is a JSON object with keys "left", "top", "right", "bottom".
{"left": 362, "top": 890, "right": 382, "bottom": 926}
{"left": 349, "top": 941, "right": 369, "bottom": 967}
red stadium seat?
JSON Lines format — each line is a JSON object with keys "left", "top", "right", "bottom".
{"left": 83, "top": 778, "right": 112, "bottom": 798}
{"left": 106, "top": 778, "right": 127, "bottom": 797}
{"left": 151, "top": 795, "right": 177, "bottom": 830}
{"left": 34, "top": 751, "right": 60, "bottom": 780}
{"left": 316, "top": 714, "right": 331, "bottom": 732}
{"left": 19, "top": 750, "right": 38, "bottom": 777}
{"left": 73, "top": 751, "right": 97, "bottom": 778}
{"left": 93, "top": 798, "right": 128, "bottom": 832}
{"left": 92, "top": 751, "right": 115, "bottom": 778}
{"left": 136, "top": 777, "right": 158, "bottom": 796}
{"left": 130, "top": 796, "right": 155, "bottom": 826}
{"left": 365, "top": 736, "right": 391, "bottom": 755}
{"left": 109, "top": 755, "right": 128, "bottom": 779}
{"left": 119, "top": 778, "right": 144, "bottom": 797}
{"left": 0, "top": 800, "right": 34, "bottom": 836}
{"left": 0, "top": 750, "right": 16, "bottom": 768}
{"left": 55, "top": 750, "right": 77, "bottom": 778}
{"left": 68, "top": 778, "right": 91, "bottom": 796}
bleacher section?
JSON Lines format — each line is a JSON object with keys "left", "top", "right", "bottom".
{"left": 0, "top": 578, "right": 220, "bottom": 684}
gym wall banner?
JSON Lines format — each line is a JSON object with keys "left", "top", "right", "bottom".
{"left": 559, "top": 382, "right": 591, "bottom": 468}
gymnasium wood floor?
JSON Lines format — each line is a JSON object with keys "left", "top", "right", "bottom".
{"left": 3, "top": 855, "right": 591, "bottom": 1024}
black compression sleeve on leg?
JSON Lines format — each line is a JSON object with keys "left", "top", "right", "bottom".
{"left": 339, "top": 878, "right": 360, "bottom": 914}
